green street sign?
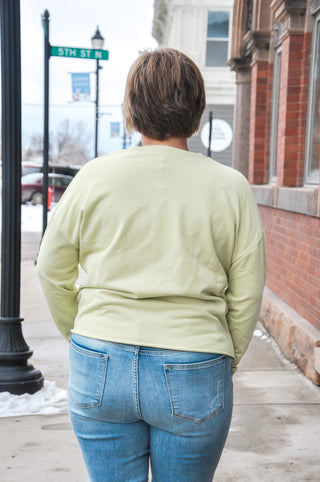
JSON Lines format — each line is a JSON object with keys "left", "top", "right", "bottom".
{"left": 50, "top": 46, "right": 109, "bottom": 61}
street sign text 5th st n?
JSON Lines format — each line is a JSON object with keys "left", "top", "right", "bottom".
{"left": 50, "top": 46, "right": 109, "bottom": 61}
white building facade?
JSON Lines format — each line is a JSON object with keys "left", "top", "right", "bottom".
{"left": 153, "top": 0, "right": 236, "bottom": 166}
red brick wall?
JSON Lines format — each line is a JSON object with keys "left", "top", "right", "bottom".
{"left": 248, "top": 60, "right": 269, "bottom": 184}
{"left": 277, "top": 34, "right": 309, "bottom": 186}
{"left": 259, "top": 205, "right": 320, "bottom": 330}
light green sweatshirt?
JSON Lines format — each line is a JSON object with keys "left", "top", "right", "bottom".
{"left": 37, "top": 145, "right": 266, "bottom": 373}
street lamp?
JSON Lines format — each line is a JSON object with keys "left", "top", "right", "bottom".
{"left": 0, "top": 0, "right": 43, "bottom": 394}
{"left": 91, "top": 27, "right": 104, "bottom": 158}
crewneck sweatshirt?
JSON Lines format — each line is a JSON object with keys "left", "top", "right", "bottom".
{"left": 37, "top": 146, "right": 266, "bottom": 372}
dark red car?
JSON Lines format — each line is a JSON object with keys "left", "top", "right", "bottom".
{"left": 21, "top": 172, "right": 73, "bottom": 204}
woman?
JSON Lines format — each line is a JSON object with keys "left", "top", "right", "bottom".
{"left": 37, "top": 48, "right": 266, "bottom": 481}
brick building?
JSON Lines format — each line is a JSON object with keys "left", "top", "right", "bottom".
{"left": 229, "top": 0, "right": 320, "bottom": 384}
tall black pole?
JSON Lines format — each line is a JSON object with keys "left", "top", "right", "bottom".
{"left": 0, "top": 0, "right": 44, "bottom": 394}
{"left": 122, "top": 126, "right": 127, "bottom": 150}
{"left": 207, "top": 110, "right": 213, "bottom": 158}
{"left": 42, "top": 10, "right": 50, "bottom": 236}
{"left": 94, "top": 59, "right": 100, "bottom": 158}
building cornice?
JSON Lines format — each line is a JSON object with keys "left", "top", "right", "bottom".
{"left": 271, "top": 0, "right": 307, "bottom": 21}
{"left": 228, "top": 56, "right": 252, "bottom": 74}
{"left": 271, "top": 0, "right": 307, "bottom": 36}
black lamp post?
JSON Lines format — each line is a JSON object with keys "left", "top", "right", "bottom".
{"left": 91, "top": 27, "right": 104, "bottom": 158}
{"left": 0, "top": 0, "right": 44, "bottom": 394}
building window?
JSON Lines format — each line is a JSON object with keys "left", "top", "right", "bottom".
{"left": 269, "top": 46, "right": 282, "bottom": 181}
{"left": 246, "top": 0, "right": 253, "bottom": 32}
{"left": 205, "top": 11, "right": 230, "bottom": 67}
{"left": 305, "top": 13, "right": 320, "bottom": 184}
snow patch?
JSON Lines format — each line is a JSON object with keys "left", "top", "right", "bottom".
{"left": 0, "top": 380, "right": 67, "bottom": 417}
{"left": 21, "top": 204, "right": 55, "bottom": 232}
{"left": 253, "top": 328, "right": 269, "bottom": 341}
{"left": 229, "top": 426, "right": 242, "bottom": 433}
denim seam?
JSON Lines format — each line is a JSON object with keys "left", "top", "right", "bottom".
{"left": 72, "top": 336, "right": 139, "bottom": 354}
{"left": 164, "top": 355, "right": 225, "bottom": 371}
{"left": 72, "top": 336, "right": 226, "bottom": 357}
{"left": 138, "top": 350, "right": 186, "bottom": 356}
{"left": 89, "top": 341, "right": 193, "bottom": 356}
{"left": 221, "top": 353, "right": 226, "bottom": 412}
{"left": 133, "top": 348, "right": 142, "bottom": 419}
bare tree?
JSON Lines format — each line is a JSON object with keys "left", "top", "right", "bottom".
{"left": 22, "top": 119, "right": 91, "bottom": 166}
{"left": 23, "top": 133, "right": 43, "bottom": 163}
{"left": 52, "top": 119, "right": 91, "bottom": 166}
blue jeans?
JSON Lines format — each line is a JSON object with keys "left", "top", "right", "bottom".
{"left": 68, "top": 334, "right": 233, "bottom": 482}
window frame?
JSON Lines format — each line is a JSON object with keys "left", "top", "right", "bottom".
{"left": 269, "top": 44, "right": 282, "bottom": 182}
{"left": 205, "top": 10, "right": 231, "bottom": 68}
{"left": 305, "top": 11, "right": 320, "bottom": 185}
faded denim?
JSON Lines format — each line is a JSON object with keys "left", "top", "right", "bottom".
{"left": 68, "top": 334, "right": 233, "bottom": 482}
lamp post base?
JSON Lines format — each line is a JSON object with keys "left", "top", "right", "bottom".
{"left": 0, "top": 361, "right": 44, "bottom": 395}
{"left": 0, "top": 317, "right": 44, "bottom": 395}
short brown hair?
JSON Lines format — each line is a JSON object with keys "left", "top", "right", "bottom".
{"left": 123, "top": 48, "right": 206, "bottom": 140}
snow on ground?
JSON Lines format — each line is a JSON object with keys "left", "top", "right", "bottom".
{"left": 253, "top": 328, "right": 269, "bottom": 341}
{"left": 0, "top": 204, "right": 66, "bottom": 418}
{"left": 21, "top": 203, "right": 55, "bottom": 232}
{"left": 0, "top": 203, "right": 55, "bottom": 233}
{"left": 0, "top": 381, "right": 67, "bottom": 417}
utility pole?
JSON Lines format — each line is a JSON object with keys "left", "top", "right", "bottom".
{"left": 0, "top": 0, "right": 44, "bottom": 394}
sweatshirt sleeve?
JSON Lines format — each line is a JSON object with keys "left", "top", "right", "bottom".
{"left": 36, "top": 177, "right": 83, "bottom": 341}
{"left": 226, "top": 234, "right": 266, "bottom": 374}
{"left": 225, "top": 174, "right": 267, "bottom": 374}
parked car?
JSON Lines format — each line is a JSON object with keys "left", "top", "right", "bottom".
{"left": 21, "top": 172, "right": 73, "bottom": 204}
{"left": 51, "top": 164, "right": 81, "bottom": 177}
{"left": 21, "top": 162, "right": 81, "bottom": 177}
{"left": 21, "top": 163, "right": 42, "bottom": 177}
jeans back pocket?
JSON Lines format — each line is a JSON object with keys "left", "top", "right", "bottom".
{"left": 68, "top": 339, "right": 108, "bottom": 409}
{"left": 164, "top": 355, "right": 225, "bottom": 423}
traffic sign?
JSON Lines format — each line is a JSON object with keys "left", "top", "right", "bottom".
{"left": 50, "top": 46, "right": 109, "bottom": 60}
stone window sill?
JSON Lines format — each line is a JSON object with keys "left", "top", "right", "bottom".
{"left": 251, "top": 184, "right": 320, "bottom": 217}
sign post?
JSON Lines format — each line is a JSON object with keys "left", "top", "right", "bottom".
{"left": 42, "top": 9, "right": 50, "bottom": 236}
{"left": 41, "top": 12, "right": 109, "bottom": 235}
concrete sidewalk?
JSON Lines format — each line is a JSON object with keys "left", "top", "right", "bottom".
{"left": 0, "top": 233, "right": 319, "bottom": 481}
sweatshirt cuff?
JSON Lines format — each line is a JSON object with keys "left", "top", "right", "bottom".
{"left": 232, "top": 363, "right": 238, "bottom": 375}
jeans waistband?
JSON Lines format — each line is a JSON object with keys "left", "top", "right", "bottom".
{"left": 71, "top": 334, "right": 218, "bottom": 357}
